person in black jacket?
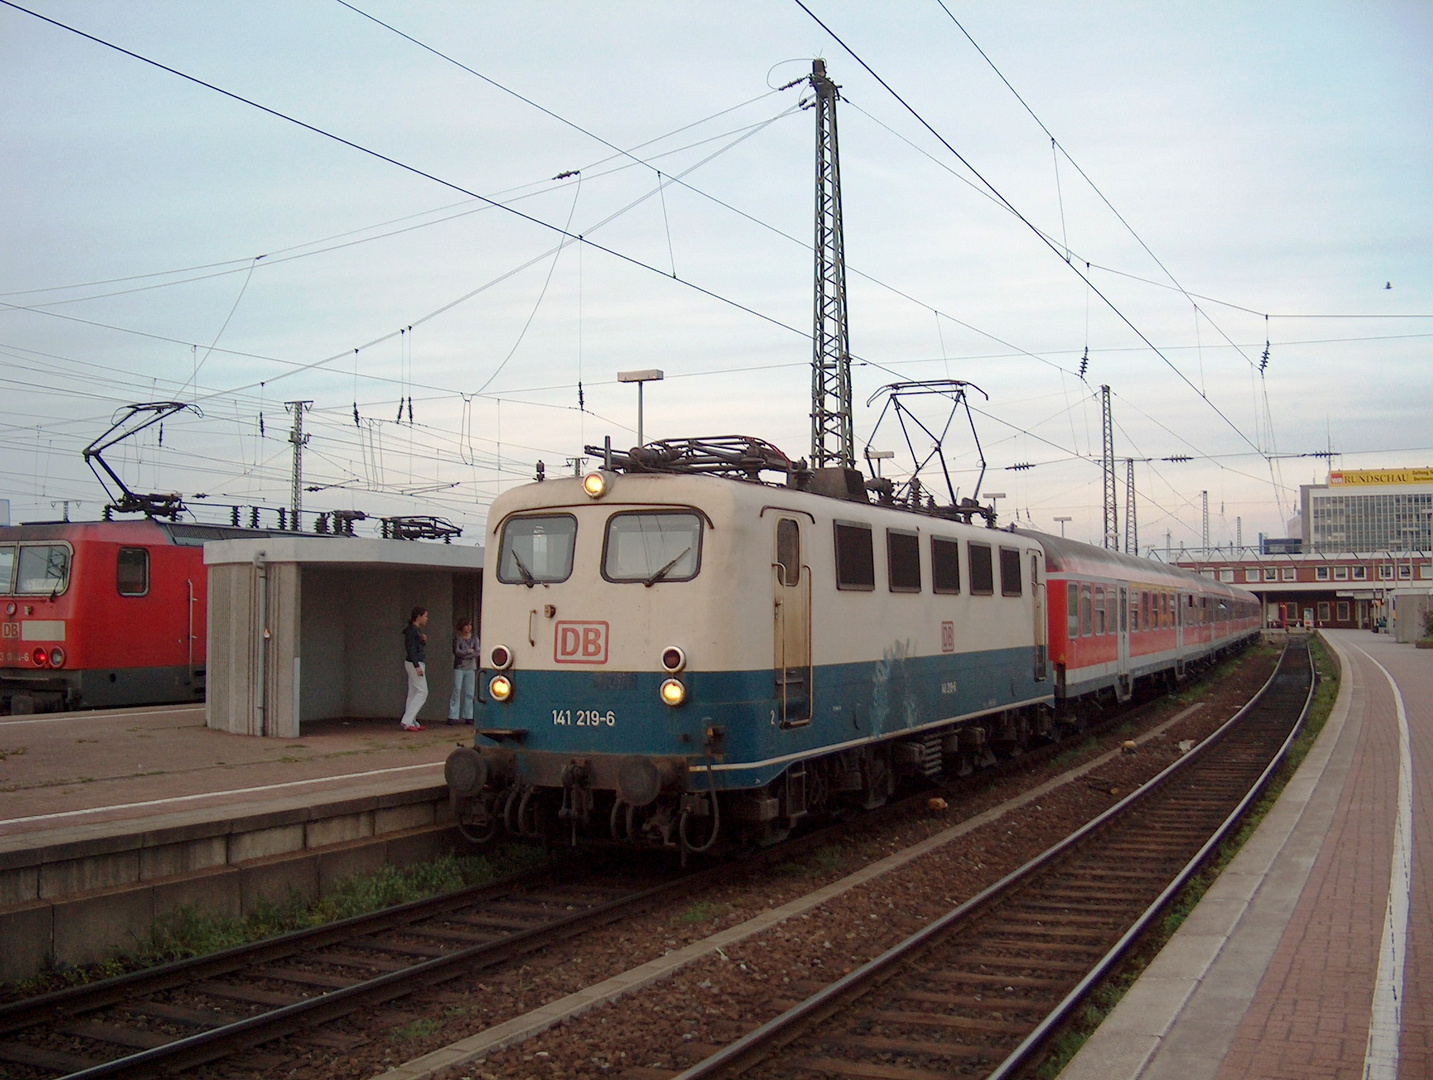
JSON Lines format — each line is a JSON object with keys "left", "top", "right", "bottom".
{"left": 400, "top": 606, "right": 429, "bottom": 731}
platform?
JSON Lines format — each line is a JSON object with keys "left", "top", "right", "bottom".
{"left": 0, "top": 703, "right": 471, "bottom": 982}
{"left": 1062, "top": 629, "right": 1430, "bottom": 1079}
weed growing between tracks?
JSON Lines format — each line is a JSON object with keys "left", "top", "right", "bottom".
{"left": 1032, "top": 635, "right": 1339, "bottom": 1078}
{"left": 4, "top": 843, "right": 548, "bottom": 1001}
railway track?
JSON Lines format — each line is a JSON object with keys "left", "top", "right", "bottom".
{"left": 674, "top": 640, "right": 1314, "bottom": 1080}
{"left": 0, "top": 858, "right": 696, "bottom": 1078}
{"left": 0, "top": 643, "right": 1270, "bottom": 1080}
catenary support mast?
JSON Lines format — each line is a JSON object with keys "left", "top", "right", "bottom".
{"left": 810, "top": 60, "right": 854, "bottom": 468}
{"left": 1101, "top": 385, "right": 1118, "bottom": 550}
{"left": 286, "top": 400, "right": 311, "bottom": 531}
{"left": 1125, "top": 457, "right": 1138, "bottom": 555}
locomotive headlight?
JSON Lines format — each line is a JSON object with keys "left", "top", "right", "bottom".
{"left": 582, "top": 471, "right": 610, "bottom": 498}
{"left": 489, "top": 644, "right": 513, "bottom": 670}
{"left": 48, "top": 647, "right": 65, "bottom": 668}
{"left": 489, "top": 674, "right": 513, "bottom": 702}
{"left": 31, "top": 647, "right": 48, "bottom": 668}
{"left": 659, "top": 678, "right": 687, "bottom": 707}
{"left": 660, "top": 646, "right": 686, "bottom": 673}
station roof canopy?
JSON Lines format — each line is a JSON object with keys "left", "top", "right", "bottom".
{"left": 203, "top": 535, "right": 483, "bottom": 570}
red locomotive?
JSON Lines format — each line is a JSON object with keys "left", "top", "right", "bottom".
{"left": 0, "top": 519, "right": 261, "bottom": 714}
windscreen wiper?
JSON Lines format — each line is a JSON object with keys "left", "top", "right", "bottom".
{"left": 644, "top": 547, "right": 692, "bottom": 588}
{"left": 509, "top": 549, "right": 543, "bottom": 588}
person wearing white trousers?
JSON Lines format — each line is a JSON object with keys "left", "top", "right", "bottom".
{"left": 401, "top": 606, "right": 429, "bottom": 730}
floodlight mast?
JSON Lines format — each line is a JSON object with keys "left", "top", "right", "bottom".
{"left": 809, "top": 59, "right": 853, "bottom": 469}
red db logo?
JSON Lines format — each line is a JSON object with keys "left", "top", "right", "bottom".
{"left": 554, "top": 621, "right": 609, "bottom": 664}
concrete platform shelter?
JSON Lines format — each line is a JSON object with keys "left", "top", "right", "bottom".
{"left": 205, "top": 536, "right": 482, "bottom": 737}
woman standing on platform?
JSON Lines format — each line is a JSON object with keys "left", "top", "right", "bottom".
{"left": 401, "top": 606, "right": 429, "bottom": 731}
{"left": 449, "top": 618, "right": 478, "bottom": 725}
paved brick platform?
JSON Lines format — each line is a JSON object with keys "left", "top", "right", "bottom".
{"left": 1062, "top": 629, "right": 1429, "bottom": 1080}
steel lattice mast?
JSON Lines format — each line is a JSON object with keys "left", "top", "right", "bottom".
{"left": 809, "top": 60, "right": 854, "bottom": 469}
{"left": 1125, "top": 457, "right": 1138, "bottom": 555}
{"left": 1101, "top": 384, "right": 1118, "bottom": 550}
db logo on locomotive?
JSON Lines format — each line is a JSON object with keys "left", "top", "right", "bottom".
{"left": 553, "top": 620, "right": 609, "bottom": 665}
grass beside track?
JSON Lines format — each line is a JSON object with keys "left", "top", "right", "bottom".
{"left": 1034, "top": 634, "right": 1340, "bottom": 1078}
{"left": 3, "top": 843, "right": 549, "bottom": 1000}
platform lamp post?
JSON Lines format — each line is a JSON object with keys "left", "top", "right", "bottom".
{"left": 617, "top": 368, "right": 663, "bottom": 449}
{"left": 1053, "top": 515, "right": 1072, "bottom": 538}
{"left": 985, "top": 492, "right": 1006, "bottom": 523}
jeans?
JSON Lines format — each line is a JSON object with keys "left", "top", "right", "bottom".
{"left": 449, "top": 668, "right": 476, "bottom": 722}
{"left": 401, "top": 661, "right": 428, "bottom": 727}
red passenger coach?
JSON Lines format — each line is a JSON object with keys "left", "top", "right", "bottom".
{"left": 1031, "top": 533, "right": 1261, "bottom": 705}
{"left": 0, "top": 519, "right": 263, "bottom": 714}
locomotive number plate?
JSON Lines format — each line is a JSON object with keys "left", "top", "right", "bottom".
{"left": 552, "top": 709, "right": 616, "bottom": 727}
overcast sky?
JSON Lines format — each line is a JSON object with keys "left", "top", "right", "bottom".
{"left": 2, "top": 1, "right": 1429, "bottom": 551}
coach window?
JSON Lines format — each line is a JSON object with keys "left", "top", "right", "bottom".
{"left": 834, "top": 522, "right": 876, "bottom": 590}
{"left": 15, "top": 544, "right": 71, "bottom": 596}
{"left": 117, "top": 547, "right": 150, "bottom": 597}
{"left": 932, "top": 537, "right": 961, "bottom": 594}
{"left": 0, "top": 546, "right": 14, "bottom": 594}
{"left": 497, "top": 514, "right": 578, "bottom": 585}
{"left": 999, "top": 546, "right": 1022, "bottom": 597}
{"left": 887, "top": 530, "right": 921, "bottom": 593}
{"left": 968, "top": 543, "right": 994, "bottom": 596}
{"left": 604, "top": 511, "right": 703, "bottom": 584}
{"left": 1080, "top": 583, "right": 1093, "bottom": 636}
{"left": 1141, "top": 590, "right": 1150, "bottom": 630}
{"left": 1067, "top": 582, "right": 1080, "bottom": 637}
{"left": 776, "top": 518, "right": 800, "bottom": 586}
{"left": 1094, "top": 586, "right": 1106, "bottom": 635}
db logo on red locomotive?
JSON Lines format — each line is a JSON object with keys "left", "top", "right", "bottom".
{"left": 554, "top": 620, "right": 609, "bottom": 664}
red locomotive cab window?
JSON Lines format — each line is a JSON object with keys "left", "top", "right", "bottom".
{"left": 0, "top": 545, "right": 14, "bottom": 594}
{"left": 117, "top": 547, "right": 150, "bottom": 597}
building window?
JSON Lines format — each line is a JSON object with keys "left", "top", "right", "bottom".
{"left": 1219, "top": 569, "right": 1234, "bottom": 583}
{"left": 1318, "top": 602, "right": 1331, "bottom": 623}
{"left": 1281, "top": 567, "right": 1296, "bottom": 581}
{"left": 1337, "top": 601, "right": 1350, "bottom": 621}
{"left": 117, "top": 547, "right": 150, "bottom": 596}
{"left": 1315, "top": 566, "right": 1330, "bottom": 581}
{"left": 887, "top": 530, "right": 921, "bottom": 592}
{"left": 968, "top": 543, "right": 994, "bottom": 596}
{"left": 1334, "top": 566, "right": 1348, "bottom": 580}
{"left": 1245, "top": 568, "right": 1260, "bottom": 583}
{"left": 834, "top": 523, "right": 876, "bottom": 590}
{"left": 1421, "top": 564, "right": 1432, "bottom": 580}
{"left": 999, "top": 547, "right": 1023, "bottom": 597}
{"left": 1378, "top": 564, "right": 1394, "bottom": 580}
{"left": 1263, "top": 567, "right": 1277, "bottom": 581}
{"left": 1352, "top": 565, "right": 1367, "bottom": 580}
{"left": 931, "top": 538, "right": 960, "bottom": 594}
{"left": 1398, "top": 563, "right": 1412, "bottom": 579}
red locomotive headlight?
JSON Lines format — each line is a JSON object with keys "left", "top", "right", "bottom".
{"left": 31, "top": 647, "right": 49, "bottom": 668}
{"left": 489, "top": 644, "right": 513, "bottom": 670}
{"left": 49, "top": 647, "right": 65, "bottom": 668}
{"left": 661, "top": 646, "right": 686, "bottom": 673}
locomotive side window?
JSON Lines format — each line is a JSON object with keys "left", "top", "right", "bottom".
{"left": 117, "top": 547, "right": 150, "bottom": 596}
{"left": 0, "top": 546, "right": 14, "bottom": 594}
{"left": 968, "top": 543, "right": 994, "bottom": 596}
{"left": 603, "top": 512, "right": 702, "bottom": 584}
{"left": 775, "top": 518, "right": 800, "bottom": 586}
{"left": 999, "top": 547, "right": 1022, "bottom": 597}
{"left": 497, "top": 514, "right": 578, "bottom": 585}
{"left": 931, "top": 537, "right": 961, "bottom": 594}
{"left": 15, "top": 544, "right": 71, "bottom": 596}
{"left": 833, "top": 522, "right": 875, "bottom": 590}
{"left": 887, "top": 530, "right": 921, "bottom": 593}
{"left": 1067, "top": 582, "right": 1079, "bottom": 637}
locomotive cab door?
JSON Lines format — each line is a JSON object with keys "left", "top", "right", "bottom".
{"left": 1116, "top": 584, "right": 1131, "bottom": 701}
{"left": 773, "top": 517, "right": 812, "bottom": 727}
{"left": 1031, "top": 551, "right": 1047, "bottom": 680}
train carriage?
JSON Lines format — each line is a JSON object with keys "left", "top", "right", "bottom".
{"left": 0, "top": 519, "right": 267, "bottom": 713}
